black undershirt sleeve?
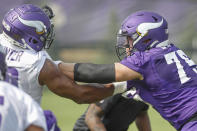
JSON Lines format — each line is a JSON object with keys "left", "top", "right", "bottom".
{"left": 74, "top": 63, "right": 115, "bottom": 84}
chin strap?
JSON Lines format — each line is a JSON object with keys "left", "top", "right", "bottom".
{"left": 2, "top": 32, "right": 26, "bottom": 49}
{"left": 2, "top": 32, "right": 37, "bottom": 52}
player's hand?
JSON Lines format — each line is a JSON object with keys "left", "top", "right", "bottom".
{"left": 122, "top": 87, "right": 143, "bottom": 101}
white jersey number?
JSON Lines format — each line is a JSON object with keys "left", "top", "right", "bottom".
{"left": 164, "top": 50, "right": 197, "bottom": 84}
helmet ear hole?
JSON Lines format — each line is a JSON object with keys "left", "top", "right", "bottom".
{"left": 33, "top": 39, "right": 38, "bottom": 44}
{"left": 143, "top": 39, "right": 151, "bottom": 44}
{"left": 152, "top": 16, "right": 158, "bottom": 22}
{"left": 28, "top": 38, "right": 32, "bottom": 43}
{"left": 28, "top": 37, "right": 38, "bottom": 44}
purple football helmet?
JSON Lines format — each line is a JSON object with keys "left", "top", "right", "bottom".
{"left": 116, "top": 11, "right": 169, "bottom": 60}
{"left": 2, "top": 4, "right": 54, "bottom": 52}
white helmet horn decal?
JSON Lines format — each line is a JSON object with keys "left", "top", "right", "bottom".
{"left": 133, "top": 19, "right": 163, "bottom": 46}
{"left": 18, "top": 16, "right": 47, "bottom": 34}
{"left": 137, "top": 19, "right": 163, "bottom": 35}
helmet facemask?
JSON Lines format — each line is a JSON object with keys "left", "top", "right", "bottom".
{"left": 42, "top": 5, "right": 55, "bottom": 50}
{"left": 116, "top": 30, "right": 139, "bottom": 60}
{"left": 42, "top": 23, "right": 55, "bottom": 50}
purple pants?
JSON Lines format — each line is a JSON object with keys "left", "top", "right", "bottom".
{"left": 181, "top": 121, "right": 197, "bottom": 131}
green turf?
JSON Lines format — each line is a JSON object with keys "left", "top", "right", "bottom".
{"left": 41, "top": 89, "right": 176, "bottom": 131}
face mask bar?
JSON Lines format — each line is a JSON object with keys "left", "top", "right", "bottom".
{"left": 116, "top": 33, "right": 137, "bottom": 61}
{"left": 115, "top": 45, "right": 127, "bottom": 61}
{"left": 43, "top": 23, "right": 55, "bottom": 49}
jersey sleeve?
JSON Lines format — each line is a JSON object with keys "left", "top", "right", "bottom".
{"left": 29, "top": 51, "right": 49, "bottom": 86}
{"left": 120, "top": 49, "right": 164, "bottom": 75}
{"left": 22, "top": 92, "right": 47, "bottom": 131}
{"left": 120, "top": 52, "right": 146, "bottom": 74}
{"left": 35, "top": 51, "right": 50, "bottom": 75}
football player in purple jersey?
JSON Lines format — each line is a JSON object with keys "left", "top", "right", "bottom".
{"left": 57, "top": 11, "right": 197, "bottom": 131}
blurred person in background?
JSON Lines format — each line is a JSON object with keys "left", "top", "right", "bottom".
{"left": 73, "top": 94, "right": 151, "bottom": 131}
{"left": 0, "top": 51, "right": 47, "bottom": 131}
{"left": 0, "top": 4, "right": 135, "bottom": 130}
{"left": 57, "top": 11, "right": 197, "bottom": 131}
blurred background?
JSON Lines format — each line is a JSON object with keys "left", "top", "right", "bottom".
{"left": 1, "top": 0, "right": 197, "bottom": 130}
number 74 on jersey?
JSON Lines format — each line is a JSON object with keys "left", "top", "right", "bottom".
{"left": 165, "top": 50, "right": 197, "bottom": 84}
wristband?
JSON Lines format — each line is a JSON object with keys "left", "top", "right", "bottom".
{"left": 113, "top": 81, "right": 127, "bottom": 95}
{"left": 74, "top": 63, "right": 115, "bottom": 83}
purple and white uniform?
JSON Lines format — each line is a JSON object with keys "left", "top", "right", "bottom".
{"left": 0, "top": 81, "right": 47, "bottom": 131}
{"left": 0, "top": 33, "right": 52, "bottom": 104}
{"left": 0, "top": 4, "right": 60, "bottom": 131}
{"left": 0, "top": 32, "right": 61, "bottom": 131}
{"left": 121, "top": 44, "right": 197, "bottom": 130}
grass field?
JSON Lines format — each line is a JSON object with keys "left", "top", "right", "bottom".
{"left": 41, "top": 88, "right": 176, "bottom": 131}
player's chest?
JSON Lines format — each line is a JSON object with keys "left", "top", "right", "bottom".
{"left": 5, "top": 47, "right": 24, "bottom": 62}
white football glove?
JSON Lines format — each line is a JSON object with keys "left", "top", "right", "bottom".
{"left": 113, "top": 81, "right": 127, "bottom": 95}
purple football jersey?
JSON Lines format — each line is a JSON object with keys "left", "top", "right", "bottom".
{"left": 121, "top": 44, "right": 197, "bottom": 130}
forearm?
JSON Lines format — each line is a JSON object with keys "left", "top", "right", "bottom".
{"left": 73, "top": 82, "right": 127, "bottom": 103}
{"left": 48, "top": 78, "right": 114, "bottom": 104}
{"left": 86, "top": 117, "right": 106, "bottom": 131}
{"left": 85, "top": 105, "right": 107, "bottom": 131}
{"left": 58, "top": 62, "right": 142, "bottom": 83}
{"left": 74, "top": 63, "right": 115, "bottom": 83}
{"left": 73, "top": 83, "right": 114, "bottom": 104}
{"left": 58, "top": 62, "right": 116, "bottom": 83}
{"left": 135, "top": 111, "right": 152, "bottom": 131}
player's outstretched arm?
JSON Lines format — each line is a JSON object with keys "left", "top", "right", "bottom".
{"left": 56, "top": 62, "right": 143, "bottom": 83}
{"left": 85, "top": 104, "right": 107, "bottom": 131}
{"left": 39, "top": 59, "right": 127, "bottom": 104}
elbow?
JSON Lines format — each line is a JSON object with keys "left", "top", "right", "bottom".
{"left": 48, "top": 81, "right": 94, "bottom": 104}
{"left": 70, "top": 93, "right": 88, "bottom": 104}
{"left": 72, "top": 98, "right": 85, "bottom": 104}
{"left": 72, "top": 97, "right": 90, "bottom": 104}
{"left": 72, "top": 91, "right": 93, "bottom": 104}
